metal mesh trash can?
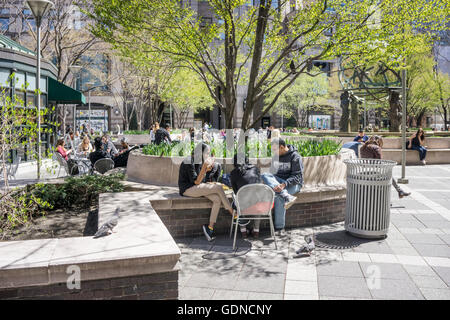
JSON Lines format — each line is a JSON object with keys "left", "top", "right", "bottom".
{"left": 344, "top": 159, "right": 397, "bottom": 239}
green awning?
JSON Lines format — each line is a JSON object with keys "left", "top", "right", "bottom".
{"left": 48, "top": 77, "right": 86, "bottom": 104}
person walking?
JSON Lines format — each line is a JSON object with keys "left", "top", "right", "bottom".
{"left": 360, "top": 135, "right": 411, "bottom": 198}
{"left": 261, "top": 138, "right": 303, "bottom": 232}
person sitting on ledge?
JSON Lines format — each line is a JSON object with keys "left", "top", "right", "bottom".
{"left": 408, "top": 128, "right": 427, "bottom": 165}
{"left": 178, "top": 142, "right": 234, "bottom": 242}
{"left": 360, "top": 135, "right": 411, "bottom": 199}
{"left": 230, "top": 154, "right": 262, "bottom": 238}
{"left": 261, "top": 138, "right": 303, "bottom": 233}
{"left": 353, "top": 130, "right": 369, "bottom": 143}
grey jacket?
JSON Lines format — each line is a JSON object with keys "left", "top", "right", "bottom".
{"left": 270, "top": 145, "right": 304, "bottom": 188}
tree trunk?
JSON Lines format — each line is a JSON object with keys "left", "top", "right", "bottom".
{"left": 242, "top": 1, "right": 271, "bottom": 130}
{"left": 339, "top": 91, "right": 350, "bottom": 132}
{"left": 350, "top": 97, "right": 359, "bottom": 132}
{"left": 443, "top": 106, "right": 448, "bottom": 131}
{"left": 416, "top": 112, "right": 425, "bottom": 128}
{"left": 389, "top": 90, "right": 401, "bottom": 132}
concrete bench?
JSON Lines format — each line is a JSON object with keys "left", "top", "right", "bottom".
{"left": 382, "top": 148, "right": 450, "bottom": 165}
{"left": 122, "top": 181, "right": 347, "bottom": 238}
{"left": 0, "top": 191, "right": 181, "bottom": 300}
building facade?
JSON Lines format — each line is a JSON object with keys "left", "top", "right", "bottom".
{"left": 0, "top": 0, "right": 124, "bottom": 134}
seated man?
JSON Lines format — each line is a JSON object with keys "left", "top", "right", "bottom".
{"left": 353, "top": 130, "right": 369, "bottom": 143}
{"left": 262, "top": 138, "right": 304, "bottom": 232}
{"left": 102, "top": 134, "right": 119, "bottom": 157}
{"left": 89, "top": 137, "right": 111, "bottom": 166}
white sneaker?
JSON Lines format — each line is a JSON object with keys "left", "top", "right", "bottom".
{"left": 284, "top": 195, "right": 297, "bottom": 210}
{"left": 421, "top": 160, "right": 426, "bottom": 165}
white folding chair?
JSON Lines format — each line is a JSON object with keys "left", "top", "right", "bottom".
{"left": 230, "top": 184, "right": 277, "bottom": 250}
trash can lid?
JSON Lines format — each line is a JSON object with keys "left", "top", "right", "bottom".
{"left": 344, "top": 159, "right": 397, "bottom": 167}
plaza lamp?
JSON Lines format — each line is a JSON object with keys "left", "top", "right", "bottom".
{"left": 26, "top": 0, "right": 54, "bottom": 180}
{"left": 69, "top": 64, "right": 82, "bottom": 132}
{"left": 84, "top": 82, "right": 95, "bottom": 131}
{"left": 398, "top": 68, "right": 408, "bottom": 184}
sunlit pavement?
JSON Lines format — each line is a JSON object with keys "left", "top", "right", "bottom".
{"left": 3, "top": 162, "right": 450, "bottom": 299}
{"left": 178, "top": 164, "right": 450, "bottom": 300}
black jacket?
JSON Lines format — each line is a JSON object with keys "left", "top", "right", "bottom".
{"left": 154, "top": 129, "right": 172, "bottom": 145}
{"left": 89, "top": 149, "right": 111, "bottom": 166}
{"left": 178, "top": 158, "right": 221, "bottom": 195}
{"left": 270, "top": 145, "right": 304, "bottom": 188}
{"left": 230, "top": 164, "right": 261, "bottom": 194}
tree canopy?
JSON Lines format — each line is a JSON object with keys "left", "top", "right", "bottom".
{"left": 84, "top": 0, "right": 449, "bottom": 129}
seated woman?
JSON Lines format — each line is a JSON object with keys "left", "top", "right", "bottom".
{"left": 76, "top": 136, "right": 93, "bottom": 158}
{"left": 230, "top": 154, "right": 262, "bottom": 238}
{"left": 178, "top": 143, "right": 234, "bottom": 242}
{"left": 56, "top": 139, "right": 78, "bottom": 175}
{"left": 360, "top": 135, "right": 410, "bottom": 198}
{"left": 408, "top": 128, "right": 427, "bottom": 165}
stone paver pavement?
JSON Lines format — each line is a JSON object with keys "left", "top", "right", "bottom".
{"left": 178, "top": 165, "right": 450, "bottom": 300}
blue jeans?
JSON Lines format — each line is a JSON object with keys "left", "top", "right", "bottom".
{"left": 261, "top": 173, "right": 301, "bottom": 230}
{"left": 410, "top": 145, "right": 427, "bottom": 160}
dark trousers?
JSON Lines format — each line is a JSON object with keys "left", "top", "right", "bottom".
{"left": 410, "top": 145, "right": 427, "bottom": 160}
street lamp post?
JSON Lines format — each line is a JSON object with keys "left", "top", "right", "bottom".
{"left": 69, "top": 65, "right": 82, "bottom": 133}
{"left": 26, "top": 0, "right": 54, "bottom": 180}
{"left": 398, "top": 68, "right": 408, "bottom": 184}
{"left": 84, "top": 82, "right": 95, "bottom": 132}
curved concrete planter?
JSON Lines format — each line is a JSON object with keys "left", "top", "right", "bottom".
{"left": 283, "top": 136, "right": 450, "bottom": 149}
{"left": 126, "top": 149, "right": 355, "bottom": 188}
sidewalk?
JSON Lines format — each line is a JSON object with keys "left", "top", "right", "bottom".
{"left": 177, "top": 164, "right": 450, "bottom": 300}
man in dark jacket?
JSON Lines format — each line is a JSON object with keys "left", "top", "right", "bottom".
{"left": 262, "top": 138, "right": 303, "bottom": 231}
{"left": 154, "top": 124, "right": 172, "bottom": 145}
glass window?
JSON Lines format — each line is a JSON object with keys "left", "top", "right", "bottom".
{"left": 40, "top": 94, "right": 47, "bottom": 108}
{"left": 22, "top": 18, "right": 36, "bottom": 30}
{"left": 0, "top": 8, "right": 10, "bottom": 15}
{"left": 27, "top": 73, "right": 36, "bottom": 91}
{"left": 0, "top": 18, "right": 9, "bottom": 31}
{"left": 0, "top": 69, "right": 11, "bottom": 87}
{"left": 15, "top": 91, "right": 25, "bottom": 106}
{"left": 26, "top": 93, "right": 35, "bottom": 107}
{"left": 14, "top": 72, "right": 26, "bottom": 90}
{"left": 23, "top": 9, "right": 32, "bottom": 15}
{"left": 40, "top": 77, "right": 47, "bottom": 93}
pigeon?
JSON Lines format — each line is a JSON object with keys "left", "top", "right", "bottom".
{"left": 93, "top": 208, "right": 119, "bottom": 238}
{"left": 296, "top": 235, "right": 315, "bottom": 255}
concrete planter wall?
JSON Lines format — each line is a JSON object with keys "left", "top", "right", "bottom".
{"left": 126, "top": 149, "right": 355, "bottom": 188}
{"left": 282, "top": 136, "right": 450, "bottom": 149}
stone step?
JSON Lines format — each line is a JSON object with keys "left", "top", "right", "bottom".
{"left": 383, "top": 149, "right": 450, "bottom": 165}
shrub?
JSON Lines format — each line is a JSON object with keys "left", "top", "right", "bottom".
{"left": 29, "top": 173, "right": 125, "bottom": 209}
{"left": 0, "top": 173, "right": 126, "bottom": 235}
{"left": 141, "top": 139, "right": 341, "bottom": 158}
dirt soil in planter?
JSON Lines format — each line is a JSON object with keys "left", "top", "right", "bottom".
{"left": 1, "top": 205, "right": 98, "bottom": 241}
